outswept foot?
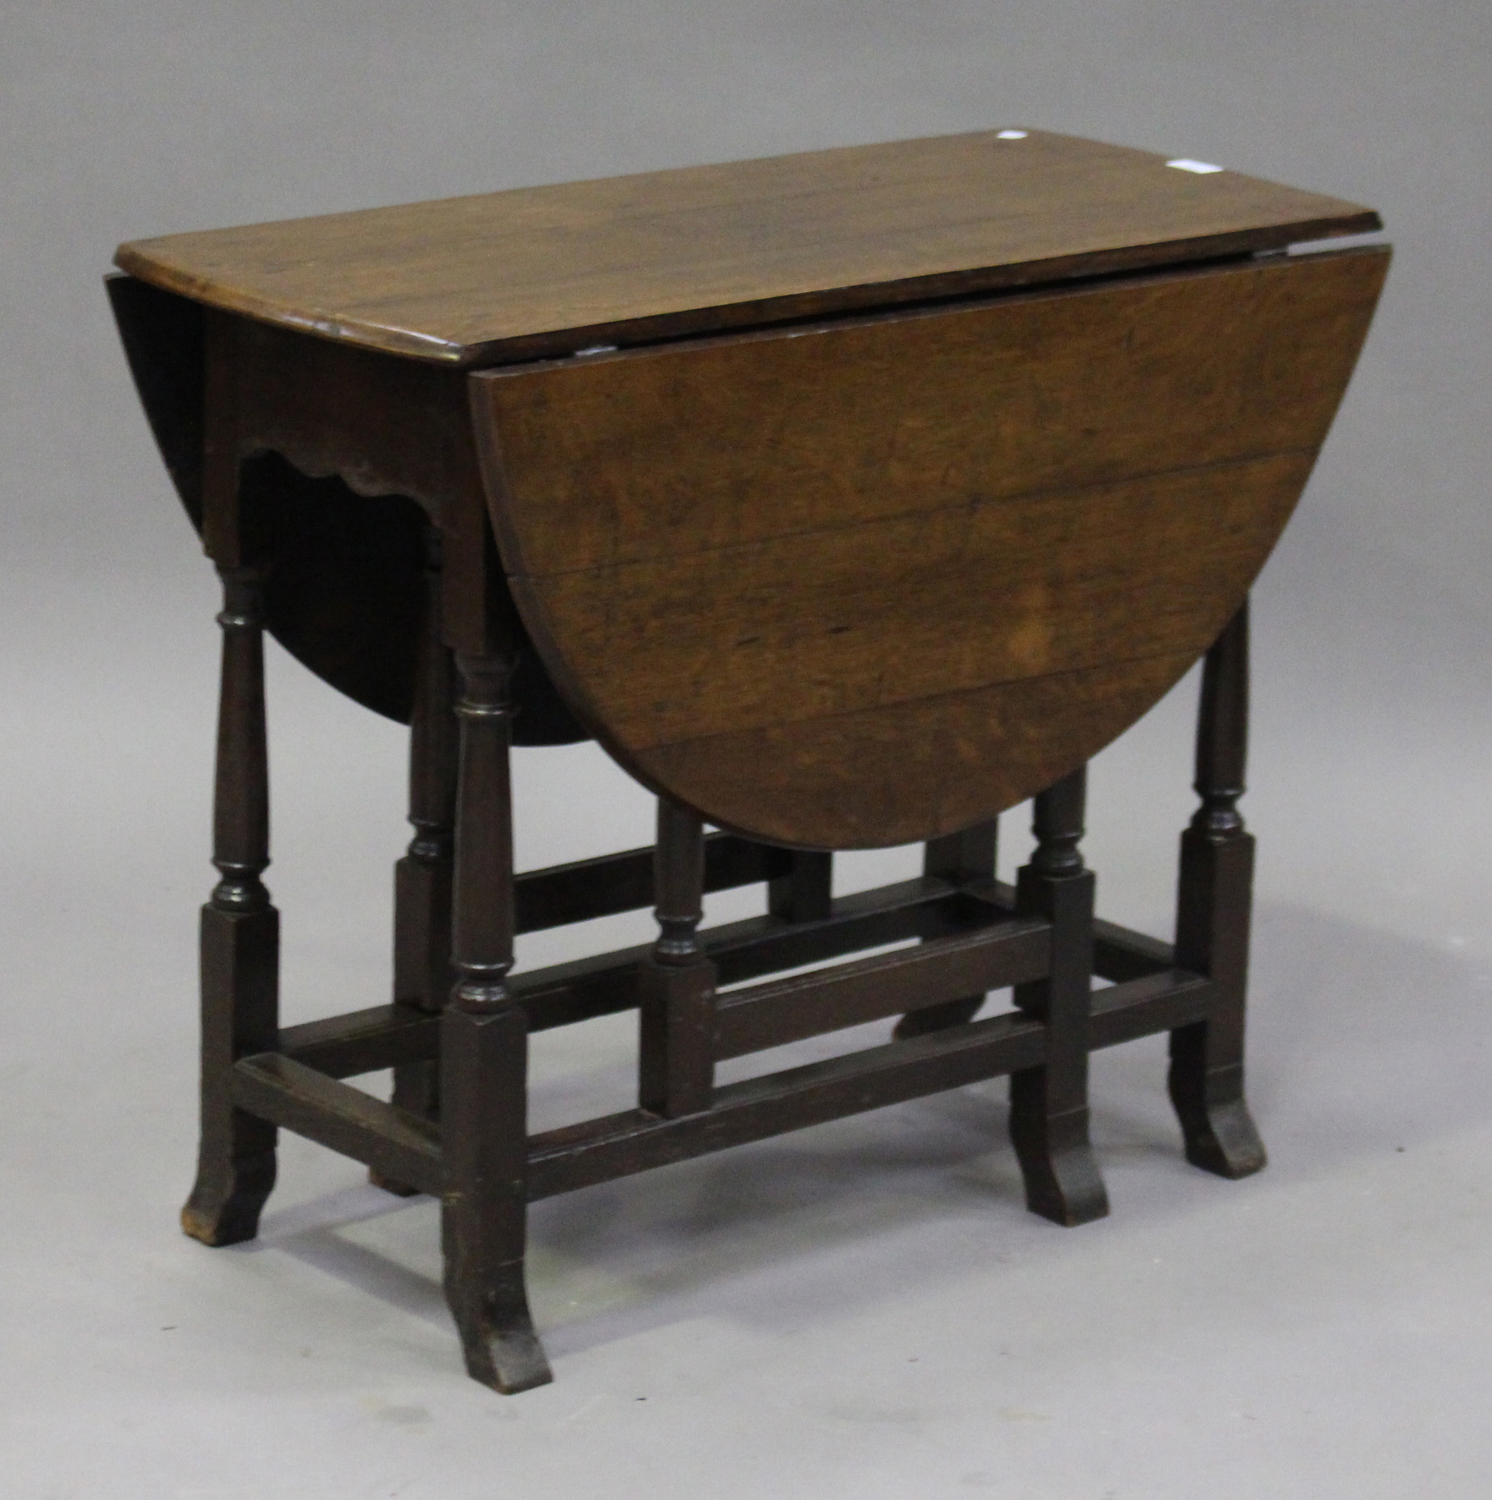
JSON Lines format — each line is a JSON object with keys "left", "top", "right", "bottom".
{"left": 1168, "top": 1062, "right": 1267, "bottom": 1179}
{"left": 1009, "top": 1084, "right": 1110, "bottom": 1227}
{"left": 447, "top": 1263, "right": 553, "bottom": 1394}
{"left": 181, "top": 1148, "right": 276, "bottom": 1246}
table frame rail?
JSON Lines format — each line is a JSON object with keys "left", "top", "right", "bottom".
{"left": 230, "top": 904, "right": 1214, "bottom": 1207}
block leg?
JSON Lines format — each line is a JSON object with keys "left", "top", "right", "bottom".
{"left": 1009, "top": 771, "right": 1109, "bottom": 1227}
{"left": 639, "top": 798, "right": 717, "bottom": 1118}
{"left": 442, "top": 1002, "right": 549, "bottom": 1392}
{"left": 1169, "top": 602, "right": 1266, "bottom": 1179}
{"left": 182, "top": 565, "right": 279, "bottom": 1246}
{"left": 896, "top": 821, "right": 997, "bottom": 1039}
{"left": 440, "top": 649, "right": 551, "bottom": 1393}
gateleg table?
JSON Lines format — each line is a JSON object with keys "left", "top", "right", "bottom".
{"left": 110, "top": 128, "right": 1387, "bottom": 1392}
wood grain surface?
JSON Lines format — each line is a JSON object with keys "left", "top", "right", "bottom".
{"left": 114, "top": 130, "right": 1377, "bottom": 366}
{"left": 473, "top": 247, "right": 1388, "bottom": 848}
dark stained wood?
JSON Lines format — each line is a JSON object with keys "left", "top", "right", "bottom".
{"left": 280, "top": 1003, "right": 438, "bottom": 1079}
{"left": 530, "top": 1009, "right": 1050, "bottom": 1202}
{"left": 479, "top": 253, "right": 1384, "bottom": 576}
{"left": 228, "top": 315, "right": 502, "bottom": 663}
{"left": 126, "top": 134, "right": 1385, "bottom": 1396}
{"left": 440, "top": 649, "right": 551, "bottom": 1394}
{"left": 650, "top": 801, "right": 707, "bottom": 955}
{"left": 1169, "top": 604, "right": 1268, "bottom": 1178}
{"left": 259, "top": 875, "right": 1196, "bottom": 1090}
{"left": 479, "top": 249, "right": 1385, "bottom": 576}
{"left": 634, "top": 655, "right": 1196, "bottom": 850}
{"left": 115, "top": 130, "right": 1378, "bottom": 368}
{"left": 768, "top": 851, "right": 834, "bottom": 924}
{"left": 199, "top": 312, "right": 246, "bottom": 568}
{"left": 475, "top": 248, "right": 1388, "bottom": 847}
{"left": 527, "top": 959, "right": 1223, "bottom": 1203}
{"left": 110, "top": 264, "right": 419, "bottom": 722}
{"left": 1008, "top": 769, "right": 1110, "bottom": 1227}
{"left": 276, "top": 871, "right": 1013, "bottom": 1081}
{"left": 517, "top": 832, "right": 792, "bottom": 933}
{"left": 714, "top": 918, "right": 1049, "bottom": 1060}
{"left": 923, "top": 823, "right": 998, "bottom": 887}
{"left": 181, "top": 564, "right": 280, "bottom": 1247}
{"left": 393, "top": 532, "right": 459, "bottom": 1015}
{"left": 638, "top": 801, "right": 717, "bottom": 1117}
{"left": 964, "top": 875, "right": 1177, "bottom": 983}
{"left": 442, "top": 1000, "right": 549, "bottom": 1392}
{"left": 376, "top": 532, "right": 457, "bottom": 1194}
{"left": 107, "top": 274, "right": 580, "bottom": 733}
{"left": 230, "top": 317, "right": 466, "bottom": 506}
{"left": 707, "top": 878, "right": 971, "bottom": 978}
{"left": 1093, "top": 919, "right": 1175, "bottom": 983}
{"left": 897, "top": 821, "right": 1000, "bottom": 1038}
{"left": 275, "top": 930, "right": 1212, "bottom": 1087}
{"left": 106, "top": 273, "right": 207, "bottom": 528}
{"left": 248, "top": 457, "right": 429, "bottom": 724}
{"left": 514, "top": 874, "right": 971, "bottom": 1036}
{"left": 1089, "top": 971, "right": 1216, "bottom": 1049}
{"left": 233, "top": 1053, "right": 443, "bottom": 1196}
{"left": 228, "top": 311, "right": 590, "bottom": 728}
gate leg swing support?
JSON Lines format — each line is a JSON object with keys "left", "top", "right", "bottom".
{"left": 639, "top": 800, "right": 718, "bottom": 1119}
{"left": 181, "top": 563, "right": 279, "bottom": 1248}
{"left": 182, "top": 586, "right": 1271, "bottom": 1392}
{"left": 1010, "top": 767, "right": 1109, "bottom": 1227}
{"left": 439, "top": 647, "right": 552, "bottom": 1394}
{"left": 1168, "top": 602, "right": 1268, "bottom": 1179}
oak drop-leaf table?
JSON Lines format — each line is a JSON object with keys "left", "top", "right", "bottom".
{"left": 110, "top": 129, "right": 1387, "bottom": 1392}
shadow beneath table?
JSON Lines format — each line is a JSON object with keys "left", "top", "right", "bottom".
{"left": 243, "top": 1184, "right": 451, "bottom": 1330}
{"left": 1090, "top": 898, "right": 1492, "bottom": 1174}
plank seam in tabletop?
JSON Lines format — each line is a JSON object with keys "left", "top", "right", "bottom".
{"left": 112, "top": 129, "right": 1379, "bottom": 366}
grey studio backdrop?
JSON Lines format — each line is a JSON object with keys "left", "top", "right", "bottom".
{"left": 2, "top": 4, "right": 1488, "bottom": 1497}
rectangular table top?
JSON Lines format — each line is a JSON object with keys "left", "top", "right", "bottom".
{"left": 115, "top": 129, "right": 1378, "bottom": 367}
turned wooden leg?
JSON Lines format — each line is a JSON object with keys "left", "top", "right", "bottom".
{"left": 182, "top": 564, "right": 279, "bottom": 1247}
{"left": 895, "top": 821, "right": 997, "bottom": 1039}
{"left": 376, "top": 530, "right": 457, "bottom": 1195}
{"left": 1169, "top": 602, "right": 1267, "bottom": 1179}
{"left": 440, "top": 650, "right": 552, "bottom": 1394}
{"left": 1008, "top": 771, "right": 1109, "bottom": 1227}
{"left": 639, "top": 799, "right": 717, "bottom": 1117}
